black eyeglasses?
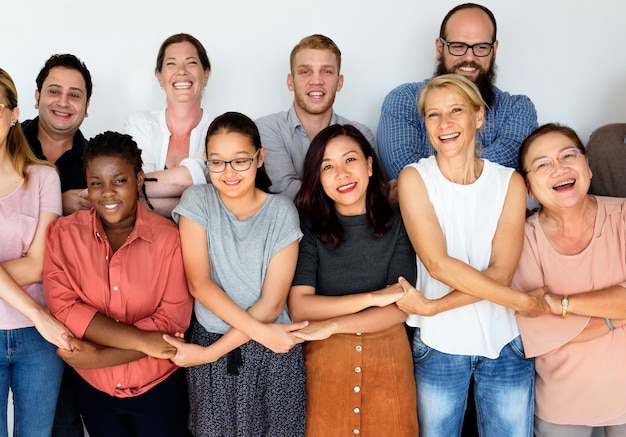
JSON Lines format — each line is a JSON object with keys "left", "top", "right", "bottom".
{"left": 205, "top": 149, "right": 260, "bottom": 173}
{"left": 440, "top": 38, "right": 495, "bottom": 57}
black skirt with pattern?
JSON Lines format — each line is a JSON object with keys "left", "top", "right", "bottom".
{"left": 186, "top": 316, "right": 306, "bottom": 437}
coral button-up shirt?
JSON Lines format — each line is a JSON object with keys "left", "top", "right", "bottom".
{"left": 44, "top": 206, "right": 192, "bottom": 397}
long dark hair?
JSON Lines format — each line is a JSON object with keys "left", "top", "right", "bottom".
{"left": 205, "top": 112, "right": 272, "bottom": 193}
{"left": 297, "top": 124, "right": 393, "bottom": 248}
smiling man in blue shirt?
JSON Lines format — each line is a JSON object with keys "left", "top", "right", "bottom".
{"left": 378, "top": 3, "right": 537, "bottom": 180}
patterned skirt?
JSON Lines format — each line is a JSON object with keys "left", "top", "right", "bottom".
{"left": 304, "top": 323, "right": 418, "bottom": 437}
{"left": 187, "top": 317, "right": 306, "bottom": 437}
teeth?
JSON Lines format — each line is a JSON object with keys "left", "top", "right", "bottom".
{"left": 173, "top": 82, "right": 192, "bottom": 89}
{"left": 53, "top": 111, "right": 70, "bottom": 116}
{"left": 309, "top": 91, "right": 323, "bottom": 97}
{"left": 338, "top": 183, "right": 356, "bottom": 192}
{"left": 554, "top": 179, "right": 575, "bottom": 189}
{"left": 103, "top": 204, "right": 117, "bottom": 210}
{"left": 439, "top": 133, "right": 460, "bottom": 140}
{"left": 459, "top": 66, "right": 476, "bottom": 71}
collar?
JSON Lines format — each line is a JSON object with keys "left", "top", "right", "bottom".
{"left": 287, "top": 104, "right": 338, "bottom": 136}
{"left": 21, "top": 116, "right": 87, "bottom": 160}
{"left": 89, "top": 204, "right": 155, "bottom": 245}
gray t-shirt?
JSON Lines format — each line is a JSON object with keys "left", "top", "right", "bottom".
{"left": 173, "top": 184, "right": 303, "bottom": 334}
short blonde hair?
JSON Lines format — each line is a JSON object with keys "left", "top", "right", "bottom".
{"left": 418, "top": 73, "right": 486, "bottom": 116}
{"left": 289, "top": 34, "right": 341, "bottom": 73}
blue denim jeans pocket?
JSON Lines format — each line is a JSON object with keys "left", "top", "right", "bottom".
{"left": 411, "top": 327, "right": 434, "bottom": 363}
{"left": 506, "top": 334, "right": 529, "bottom": 360}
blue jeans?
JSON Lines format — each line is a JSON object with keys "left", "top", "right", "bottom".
{"left": 412, "top": 328, "right": 534, "bottom": 437}
{"left": 0, "top": 327, "right": 64, "bottom": 437}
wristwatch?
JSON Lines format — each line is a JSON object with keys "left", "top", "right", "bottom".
{"left": 561, "top": 295, "right": 569, "bottom": 319}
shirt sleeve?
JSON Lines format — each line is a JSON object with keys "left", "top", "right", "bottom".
{"left": 377, "top": 84, "right": 427, "bottom": 179}
{"left": 256, "top": 116, "right": 301, "bottom": 201}
{"left": 43, "top": 222, "right": 99, "bottom": 339}
{"left": 133, "top": 235, "right": 193, "bottom": 334}
{"left": 387, "top": 211, "right": 417, "bottom": 285}
{"left": 292, "top": 218, "right": 319, "bottom": 288}
{"left": 481, "top": 94, "right": 537, "bottom": 171}
{"left": 512, "top": 230, "right": 589, "bottom": 358}
{"left": 180, "top": 157, "right": 208, "bottom": 185}
{"left": 123, "top": 113, "right": 158, "bottom": 173}
{"left": 38, "top": 166, "right": 62, "bottom": 216}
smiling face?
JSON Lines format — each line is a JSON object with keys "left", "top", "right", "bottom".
{"left": 423, "top": 86, "right": 484, "bottom": 159}
{"left": 206, "top": 132, "right": 264, "bottom": 201}
{"left": 86, "top": 155, "right": 143, "bottom": 234}
{"left": 287, "top": 48, "right": 344, "bottom": 118}
{"left": 319, "top": 135, "right": 373, "bottom": 216}
{"left": 35, "top": 66, "right": 89, "bottom": 138}
{"left": 156, "top": 41, "right": 210, "bottom": 105}
{"left": 523, "top": 131, "right": 591, "bottom": 208}
{"left": 436, "top": 7, "right": 497, "bottom": 82}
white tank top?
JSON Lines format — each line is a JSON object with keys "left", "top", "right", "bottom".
{"left": 406, "top": 156, "right": 520, "bottom": 358}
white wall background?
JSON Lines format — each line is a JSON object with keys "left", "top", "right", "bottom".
{"left": 2, "top": 0, "right": 624, "bottom": 434}
{"left": 4, "top": 0, "right": 626, "bottom": 146}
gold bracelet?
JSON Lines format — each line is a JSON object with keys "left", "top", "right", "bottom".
{"left": 561, "top": 295, "right": 569, "bottom": 319}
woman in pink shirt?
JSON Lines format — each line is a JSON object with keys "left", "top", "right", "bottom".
{"left": 514, "top": 123, "right": 626, "bottom": 436}
{"left": 0, "top": 68, "right": 72, "bottom": 435}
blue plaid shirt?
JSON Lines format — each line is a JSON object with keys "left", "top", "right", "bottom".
{"left": 377, "top": 80, "right": 537, "bottom": 179}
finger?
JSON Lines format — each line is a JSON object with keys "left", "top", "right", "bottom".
{"left": 287, "top": 320, "right": 309, "bottom": 331}
{"left": 162, "top": 334, "right": 182, "bottom": 347}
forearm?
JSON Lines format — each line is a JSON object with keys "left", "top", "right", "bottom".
{"left": 289, "top": 290, "right": 376, "bottom": 322}
{"left": 1, "top": 257, "right": 43, "bottom": 287}
{"left": 83, "top": 313, "right": 157, "bottom": 353}
{"left": 566, "top": 286, "right": 626, "bottom": 319}
{"left": 569, "top": 317, "right": 624, "bottom": 343}
{"left": 144, "top": 167, "right": 193, "bottom": 197}
{"left": 429, "top": 257, "right": 530, "bottom": 312}
{"left": 0, "top": 265, "right": 47, "bottom": 320}
{"left": 139, "top": 197, "right": 179, "bottom": 219}
{"left": 326, "top": 305, "right": 407, "bottom": 334}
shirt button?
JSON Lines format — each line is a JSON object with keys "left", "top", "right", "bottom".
{"left": 113, "top": 286, "right": 119, "bottom": 291}
{"left": 355, "top": 345, "right": 362, "bottom": 352}
{"left": 353, "top": 429, "right": 360, "bottom": 435}
{"left": 353, "top": 407, "right": 360, "bottom": 414}
{"left": 354, "top": 386, "right": 360, "bottom": 393}
{"left": 354, "top": 366, "right": 361, "bottom": 373}
{"left": 356, "top": 332, "right": 362, "bottom": 336}
{"left": 117, "top": 383, "right": 122, "bottom": 387}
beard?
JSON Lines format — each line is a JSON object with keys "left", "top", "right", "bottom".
{"left": 435, "top": 59, "right": 497, "bottom": 109}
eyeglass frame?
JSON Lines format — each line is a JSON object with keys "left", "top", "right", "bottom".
{"left": 439, "top": 37, "right": 496, "bottom": 57}
{"left": 205, "top": 149, "right": 261, "bottom": 173}
{"left": 524, "top": 147, "right": 583, "bottom": 175}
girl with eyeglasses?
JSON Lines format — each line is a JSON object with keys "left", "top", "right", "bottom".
{"left": 166, "top": 111, "right": 307, "bottom": 436}
{"left": 513, "top": 123, "right": 626, "bottom": 436}
{"left": 0, "top": 68, "right": 72, "bottom": 436}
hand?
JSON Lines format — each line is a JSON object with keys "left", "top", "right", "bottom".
{"left": 32, "top": 310, "right": 73, "bottom": 350}
{"left": 162, "top": 334, "right": 214, "bottom": 367}
{"left": 62, "top": 189, "right": 91, "bottom": 215}
{"left": 395, "top": 276, "right": 436, "bottom": 316}
{"left": 387, "top": 179, "right": 399, "bottom": 205}
{"left": 543, "top": 292, "right": 564, "bottom": 316}
{"left": 517, "top": 286, "right": 550, "bottom": 318}
{"left": 139, "top": 330, "right": 178, "bottom": 360}
{"left": 292, "top": 320, "right": 336, "bottom": 342}
{"left": 57, "top": 337, "right": 103, "bottom": 369}
{"left": 254, "top": 321, "right": 308, "bottom": 354}
{"left": 370, "top": 283, "right": 405, "bottom": 307}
